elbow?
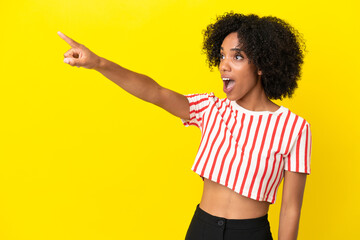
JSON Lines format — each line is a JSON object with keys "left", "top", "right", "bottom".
{"left": 152, "top": 85, "right": 166, "bottom": 106}
{"left": 280, "top": 203, "right": 302, "bottom": 220}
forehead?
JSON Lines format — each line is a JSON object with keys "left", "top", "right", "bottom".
{"left": 220, "top": 32, "right": 242, "bottom": 50}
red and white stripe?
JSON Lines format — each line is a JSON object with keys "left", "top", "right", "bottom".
{"left": 182, "top": 93, "right": 312, "bottom": 204}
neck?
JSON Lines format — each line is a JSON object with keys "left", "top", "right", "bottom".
{"left": 235, "top": 80, "right": 278, "bottom": 112}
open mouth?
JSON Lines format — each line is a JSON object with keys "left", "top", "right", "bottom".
{"left": 223, "top": 78, "right": 235, "bottom": 93}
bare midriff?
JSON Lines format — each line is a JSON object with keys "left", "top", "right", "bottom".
{"left": 199, "top": 178, "right": 270, "bottom": 219}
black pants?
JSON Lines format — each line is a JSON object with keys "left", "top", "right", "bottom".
{"left": 185, "top": 204, "right": 273, "bottom": 240}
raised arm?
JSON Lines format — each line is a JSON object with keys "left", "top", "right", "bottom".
{"left": 278, "top": 171, "right": 307, "bottom": 240}
{"left": 57, "top": 32, "right": 190, "bottom": 120}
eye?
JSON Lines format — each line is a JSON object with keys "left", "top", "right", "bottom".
{"left": 235, "top": 55, "right": 243, "bottom": 60}
{"left": 219, "top": 53, "right": 225, "bottom": 60}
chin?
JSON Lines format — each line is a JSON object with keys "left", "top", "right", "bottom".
{"left": 226, "top": 94, "right": 242, "bottom": 102}
{"left": 226, "top": 96, "right": 235, "bottom": 101}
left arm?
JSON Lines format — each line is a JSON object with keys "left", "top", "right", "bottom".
{"left": 278, "top": 171, "right": 307, "bottom": 240}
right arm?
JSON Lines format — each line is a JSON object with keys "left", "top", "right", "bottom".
{"left": 58, "top": 32, "right": 190, "bottom": 120}
{"left": 94, "top": 57, "right": 190, "bottom": 120}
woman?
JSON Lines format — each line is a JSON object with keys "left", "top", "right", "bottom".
{"left": 58, "top": 12, "right": 311, "bottom": 240}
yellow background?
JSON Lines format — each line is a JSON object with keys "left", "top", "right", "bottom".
{"left": 1, "top": 0, "right": 359, "bottom": 239}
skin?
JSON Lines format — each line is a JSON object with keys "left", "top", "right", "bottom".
{"left": 58, "top": 31, "right": 307, "bottom": 240}
{"left": 219, "top": 32, "right": 279, "bottom": 112}
{"left": 199, "top": 32, "right": 273, "bottom": 219}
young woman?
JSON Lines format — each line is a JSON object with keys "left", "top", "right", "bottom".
{"left": 58, "top": 12, "right": 311, "bottom": 240}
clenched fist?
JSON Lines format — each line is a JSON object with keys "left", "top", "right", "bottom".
{"left": 58, "top": 31, "right": 101, "bottom": 69}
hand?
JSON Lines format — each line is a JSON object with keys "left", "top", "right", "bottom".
{"left": 58, "top": 31, "right": 101, "bottom": 69}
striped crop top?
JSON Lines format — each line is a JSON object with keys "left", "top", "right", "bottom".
{"left": 181, "top": 93, "right": 312, "bottom": 204}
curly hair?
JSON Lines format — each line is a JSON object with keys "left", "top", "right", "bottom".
{"left": 202, "top": 12, "right": 306, "bottom": 100}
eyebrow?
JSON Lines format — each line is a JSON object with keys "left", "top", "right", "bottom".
{"left": 220, "top": 47, "right": 244, "bottom": 52}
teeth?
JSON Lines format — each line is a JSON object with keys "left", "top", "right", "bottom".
{"left": 222, "top": 78, "right": 230, "bottom": 81}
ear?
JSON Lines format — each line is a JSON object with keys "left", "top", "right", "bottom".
{"left": 257, "top": 69, "right": 262, "bottom": 75}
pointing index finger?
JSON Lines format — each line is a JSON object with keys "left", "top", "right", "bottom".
{"left": 57, "top": 31, "right": 80, "bottom": 48}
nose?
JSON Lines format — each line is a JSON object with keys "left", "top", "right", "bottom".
{"left": 219, "top": 58, "right": 231, "bottom": 72}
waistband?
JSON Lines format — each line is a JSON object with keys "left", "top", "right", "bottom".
{"left": 194, "top": 204, "right": 269, "bottom": 230}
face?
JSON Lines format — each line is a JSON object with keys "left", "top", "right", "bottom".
{"left": 219, "top": 32, "right": 262, "bottom": 102}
